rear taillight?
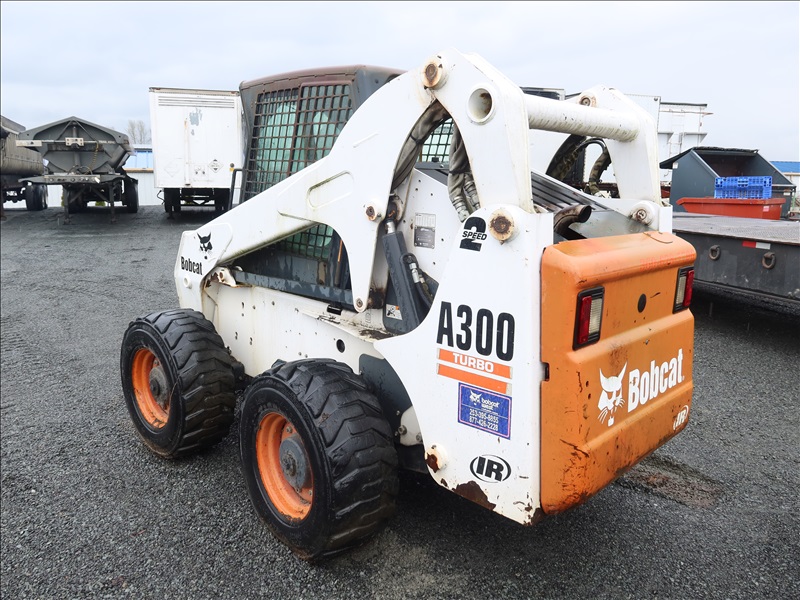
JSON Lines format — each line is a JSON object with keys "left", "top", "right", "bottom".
{"left": 574, "top": 287, "right": 604, "bottom": 349}
{"left": 674, "top": 266, "right": 695, "bottom": 312}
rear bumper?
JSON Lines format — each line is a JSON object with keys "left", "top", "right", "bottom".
{"left": 540, "top": 232, "right": 696, "bottom": 514}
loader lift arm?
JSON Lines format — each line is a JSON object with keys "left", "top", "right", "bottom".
{"left": 175, "top": 48, "right": 666, "bottom": 314}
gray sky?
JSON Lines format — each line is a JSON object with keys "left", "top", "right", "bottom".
{"left": 2, "top": 1, "right": 798, "bottom": 161}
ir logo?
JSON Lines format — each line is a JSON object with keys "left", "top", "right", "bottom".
{"left": 470, "top": 455, "right": 511, "bottom": 483}
{"left": 673, "top": 405, "right": 689, "bottom": 430}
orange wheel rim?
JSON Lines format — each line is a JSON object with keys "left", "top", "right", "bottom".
{"left": 256, "top": 412, "right": 314, "bottom": 520}
{"left": 131, "top": 348, "right": 170, "bottom": 428}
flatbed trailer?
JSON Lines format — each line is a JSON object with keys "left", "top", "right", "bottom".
{"left": 672, "top": 213, "right": 800, "bottom": 304}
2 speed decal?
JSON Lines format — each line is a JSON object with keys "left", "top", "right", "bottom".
{"left": 460, "top": 216, "right": 487, "bottom": 251}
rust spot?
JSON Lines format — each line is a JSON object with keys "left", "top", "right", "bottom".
{"left": 489, "top": 214, "right": 511, "bottom": 235}
{"left": 453, "top": 481, "right": 496, "bottom": 511}
{"left": 425, "top": 63, "right": 437, "bottom": 82}
{"left": 439, "top": 478, "right": 449, "bottom": 489}
{"left": 525, "top": 506, "right": 546, "bottom": 525}
{"left": 423, "top": 62, "right": 443, "bottom": 88}
{"left": 425, "top": 452, "right": 440, "bottom": 472}
{"left": 358, "top": 328, "right": 393, "bottom": 341}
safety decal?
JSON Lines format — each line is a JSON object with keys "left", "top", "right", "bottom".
{"left": 458, "top": 383, "right": 511, "bottom": 439}
{"left": 414, "top": 213, "right": 436, "bottom": 249}
{"left": 385, "top": 304, "right": 403, "bottom": 320}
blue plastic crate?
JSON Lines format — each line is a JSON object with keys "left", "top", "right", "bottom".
{"left": 714, "top": 176, "right": 772, "bottom": 199}
{"left": 714, "top": 176, "right": 772, "bottom": 188}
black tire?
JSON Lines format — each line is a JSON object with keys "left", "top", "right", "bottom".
{"left": 213, "top": 189, "right": 230, "bottom": 214}
{"left": 38, "top": 185, "right": 48, "bottom": 210}
{"left": 125, "top": 179, "right": 139, "bottom": 214}
{"left": 172, "top": 191, "right": 182, "bottom": 213}
{"left": 24, "top": 185, "right": 45, "bottom": 211}
{"left": 240, "top": 359, "right": 398, "bottom": 561}
{"left": 24, "top": 185, "right": 34, "bottom": 210}
{"left": 120, "top": 309, "right": 236, "bottom": 458}
{"left": 66, "top": 189, "right": 84, "bottom": 214}
{"left": 163, "top": 189, "right": 181, "bottom": 214}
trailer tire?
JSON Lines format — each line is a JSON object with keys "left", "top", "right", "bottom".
{"left": 24, "top": 185, "right": 47, "bottom": 211}
{"left": 125, "top": 179, "right": 139, "bottom": 214}
{"left": 164, "top": 189, "right": 181, "bottom": 214}
{"left": 66, "top": 189, "right": 85, "bottom": 214}
{"left": 214, "top": 189, "right": 230, "bottom": 214}
{"left": 240, "top": 359, "right": 398, "bottom": 561}
{"left": 120, "top": 309, "right": 237, "bottom": 458}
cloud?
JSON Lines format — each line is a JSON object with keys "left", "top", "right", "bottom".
{"left": 1, "top": 0, "right": 797, "bottom": 159}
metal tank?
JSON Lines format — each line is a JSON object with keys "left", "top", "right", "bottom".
{"left": 17, "top": 116, "right": 139, "bottom": 223}
{"left": 1, "top": 116, "right": 48, "bottom": 212}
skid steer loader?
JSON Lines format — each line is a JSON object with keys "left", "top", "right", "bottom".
{"left": 120, "top": 48, "right": 696, "bottom": 561}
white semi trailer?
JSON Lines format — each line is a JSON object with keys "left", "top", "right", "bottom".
{"left": 149, "top": 87, "right": 243, "bottom": 216}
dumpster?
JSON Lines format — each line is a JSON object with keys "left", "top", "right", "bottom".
{"left": 661, "top": 147, "right": 796, "bottom": 218}
{"left": 677, "top": 197, "right": 786, "bottom": 220}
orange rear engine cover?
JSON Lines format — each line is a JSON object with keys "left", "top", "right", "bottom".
{"left": 540, "top": 231, "right": 696, "bottom": 514}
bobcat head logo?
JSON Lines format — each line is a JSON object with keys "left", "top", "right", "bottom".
{"left": 469, "top": 390, "right": 482, "bottom": 403}
{"left": 598, "top": 363, "right": 626, "bottom": 426}
{"left": 198, "top": 233, "right": 213, "bottom": 257}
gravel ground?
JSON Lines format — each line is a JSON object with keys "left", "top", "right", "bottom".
{"left": 2, "top": 205, "right": 798, "bottom": 600}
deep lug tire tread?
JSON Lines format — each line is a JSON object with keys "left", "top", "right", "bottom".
{"left": 121, "top": 309, "right": 236, "bottom": 458}
{"left": 242, "top": 359, "right": 398, "bottom": 560}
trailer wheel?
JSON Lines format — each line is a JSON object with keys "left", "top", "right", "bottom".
{"left": 164, "top": 189, "right": 181, "bottom": 214}
{"left": 24, "top": 185, "right": 47, "bottom": 211}
{"left": 120, "top": 309, "right": 236, "bottom": 458}
{"left": 125, "top": 179, "right": 139, "bottom": 213}
{"left": 66, "top": 191, "right": 85, "bottom": 214}
{"left": 240, "top": 359, "right": 398, "bottom": 561}
{"left": 214, "top": 189, "right": 230, "bottom": 214}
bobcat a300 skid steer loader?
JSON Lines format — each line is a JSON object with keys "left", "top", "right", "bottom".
{"left": 121, "top": 48, "right": 696, "bottom": 560}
